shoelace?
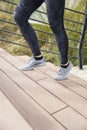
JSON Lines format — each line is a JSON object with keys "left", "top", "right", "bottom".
{"left": 28, "top": 57, "right": 34, "bottom": 63}
{"left": 58, "top": 67, "right": 65, "bottom": 74}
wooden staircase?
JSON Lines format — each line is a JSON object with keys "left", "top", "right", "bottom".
{"left": 0, "top": 48, "right": 87, "bottom": 130}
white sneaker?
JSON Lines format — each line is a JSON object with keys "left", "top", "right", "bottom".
{"left": 20, "top": 57, "right": 45, "bottom": 71}
{"left": 55, "top": 62, "right": 73, "bottom": 80}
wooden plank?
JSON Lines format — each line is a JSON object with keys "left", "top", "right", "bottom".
{"left": 37, "top": 66, "right": 87, "bottom": 99}
{"left": 13, "top": 56, "right": 48, "bottom": 81}
{"left": 53, "top": 107, "right": 87, "bottom": 130}
{"left": 36, "top": 63, "right": 87, "bottom": 99}
{"left": 0, "top": 70, "right": 66, "bottom": 130}
{"left": 69, "top": 74, "right": 87, "bottom": 89}
{"left": 0, "top": 48, "right": 87, "bottom": 117}
{"left": 19, "top": 55, "right": 87, "bottom": 89}
{"left": 1, "top": 48, "right": 87, "bottom": 88}
{"left": 0, "top": 56, "right": 67, "bottom": 114}
{"left": 46, "top": 62, "right": 87, "bottom": 88}
{"left": 13, "top": 54, "right": 56, "bottom": 78}
{"left": 58, "top": 79, "right": 87, "bottom": 99}
{"left": 0, "top": 91, "right": 33, "bottom": 130}
{"left": 0, "top": 48, "right": 47, "bottom": 81}
{"left": 37, "top": 77, "right": 87, "bottom": 119}
{"left": 46, "top": 62, "right": 87, "bottom": 98}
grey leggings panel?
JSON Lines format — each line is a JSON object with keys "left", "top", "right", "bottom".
{"left": 14, "top": 0, "right": 68, "bottom": 64}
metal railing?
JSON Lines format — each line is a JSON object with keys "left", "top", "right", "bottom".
{"left": 0, "top": 0, "right": 87, "bottom": 69}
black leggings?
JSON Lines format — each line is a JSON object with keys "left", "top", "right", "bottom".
{"left": 14, "top": 0, "right": 68, "bottom": 64}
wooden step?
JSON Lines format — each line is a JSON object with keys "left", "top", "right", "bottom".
{"left": 0, "top": 70, "right": 65, "bottom": 130}
{"left": 0, "top": 50, "right": 67, "bottom": 114}
{"left": 0, "top": 48, "right": 87, "bottom": 130}
{"left": 0, "top": 88, "right": 33, "bottom": 130}
{"left": 17, "top": 55, "right": 87, "bottom": 99}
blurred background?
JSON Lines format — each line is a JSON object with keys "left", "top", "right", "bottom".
{"left": 0, "top": 0, "right": 87, "bottom": 68}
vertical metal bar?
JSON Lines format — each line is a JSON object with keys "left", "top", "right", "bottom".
{"left": 78, "top": 0, "right": 87, "bottom": 69}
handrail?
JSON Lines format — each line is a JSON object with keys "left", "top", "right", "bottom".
{"left": 78, "top": 1, "right": 87, "bottom": 69}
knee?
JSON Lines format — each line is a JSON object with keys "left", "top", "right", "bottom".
{"left": 13, "top": 5, "right": 28, "bottom": 26}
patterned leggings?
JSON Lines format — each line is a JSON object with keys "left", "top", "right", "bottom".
{"left": 14, "top": 0, "right": 68, "bottom": 64}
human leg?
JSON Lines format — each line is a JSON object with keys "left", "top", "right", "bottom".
{"left": 14, "top": 0, "right": 44, "bottom": 57}
{"left": 45, "top": 0, "right": 73, "bottom": 80}
{"left": 14, "top": 0, "right": 46, "bottom": 70}
{"left": 45, "top": 0, "right": 68, "bottom": 65}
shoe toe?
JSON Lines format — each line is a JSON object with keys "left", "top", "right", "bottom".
{"left": 20, "top": 65, "right": 33, "bottom": 71}
{"left": 55, "top": 75, "right": 66, "bottom": 80}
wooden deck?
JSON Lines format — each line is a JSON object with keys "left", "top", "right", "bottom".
{"left": 0, "top": 48, "right": 87, "bottom": 130}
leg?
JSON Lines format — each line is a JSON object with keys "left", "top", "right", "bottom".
{"left": 14, "top": 0, "right": 44, "bottom": 57}
{"left": 45, "top": 0, "right": 68, "bottom": 65}
{"left": 45, "top": 0, "right": 73, "bottom": 80}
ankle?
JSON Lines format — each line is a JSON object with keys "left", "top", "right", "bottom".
{"left": 34, "top": 55, "right": 43, "bottom": 60}
{"left": 60, "top": 61, "right": 69, "bottom": 68}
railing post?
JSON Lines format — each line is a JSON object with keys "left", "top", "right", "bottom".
{"left": 78, "top": 0, "right": 87, "bottom": 69}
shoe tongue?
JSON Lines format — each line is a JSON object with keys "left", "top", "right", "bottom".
{"left": 28, "top": 57, "right": 34, "bottom": 63}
